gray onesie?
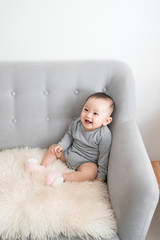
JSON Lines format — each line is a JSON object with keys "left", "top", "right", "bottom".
{"left": 58, "top": 117, "right": 112, "bottom": 180}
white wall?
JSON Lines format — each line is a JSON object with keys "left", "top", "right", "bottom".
{"left": 0, "top": 0, "right": 160, "bottom": 160}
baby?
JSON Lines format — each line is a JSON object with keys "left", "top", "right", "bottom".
{"left": 26, "top": 92, "right": 114, "bottom": 186}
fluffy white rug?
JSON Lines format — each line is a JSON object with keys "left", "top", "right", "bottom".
{"left": 0, "top": 147, "right": 117, "bottom": 240}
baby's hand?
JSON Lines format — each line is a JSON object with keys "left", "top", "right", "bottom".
{"left": 54, "top": 145, "right": 63, "bottom": 153}
{"left": 96, "top": 177, "right": 105, "bottom": 183}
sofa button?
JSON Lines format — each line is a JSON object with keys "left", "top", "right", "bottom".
{"left": 11, "top": 91, "right": 16, "bottom": 96}
{"left": 74, "top": 90, "right": 79, "bottom": 95}
{"left": 12, "top": 119, "right": 17, "bottom": 124}
{"left": 102, "top": 88, "right": 107, "bottom": 93}
{"left": 45, "top": 117, "right": 50, "bottom": 122}
{"left": 43, "top": 90, "right": 49, "bottom": 96}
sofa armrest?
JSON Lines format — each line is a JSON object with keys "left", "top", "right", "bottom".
{"left": 108, "top": 120, "right": 159, "bottom": 240}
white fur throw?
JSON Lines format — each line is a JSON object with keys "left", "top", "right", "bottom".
{"left": 0, "top": 148, "right": 117, "bottom": 240}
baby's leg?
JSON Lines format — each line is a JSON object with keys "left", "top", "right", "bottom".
{"left": 41, "top": 144, "right": 63, "bottom": 167}
{"left": 62, "top": 162, "right": 98, "bottom": 182}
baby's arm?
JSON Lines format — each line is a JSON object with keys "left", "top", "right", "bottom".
{"left": 97, "top": 130, "right": 112, "bottom": 182}
{"left": 57, "top": 120, "right": 75, "bottom": 150}
{"left": 53, "top": 145, "right": 63, "bottom": 153}
{"left": 41, "top": 144, "right": 64, "bottom": 167}
{"left": 42, "top": 119, "right": 76, "bottom": 167}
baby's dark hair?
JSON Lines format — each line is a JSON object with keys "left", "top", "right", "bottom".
{"left": 86, "top": 92, "right": 115, "bottom": 116}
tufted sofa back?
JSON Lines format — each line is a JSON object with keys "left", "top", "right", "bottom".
{"left": 0, "top": 61, "right": 135, "bottom": 150}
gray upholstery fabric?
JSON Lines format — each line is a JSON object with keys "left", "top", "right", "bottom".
{"left": 50, "top": 236, "right": 119, "bottom": 240}
{"left": 0, "top": 61, "right": 159, "bottom": 240}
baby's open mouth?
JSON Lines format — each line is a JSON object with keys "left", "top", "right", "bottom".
{"left": 85, "top": 119, "right": 92, "bottom": 124}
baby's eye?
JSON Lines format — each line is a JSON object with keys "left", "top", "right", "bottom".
{"left": 94, "top": 112, "right": 98, "bottom": 116}
{"left": 84, "top": 108, "right": 88, "bottom": 112}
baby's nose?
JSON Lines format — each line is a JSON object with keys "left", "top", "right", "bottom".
{"left": 86, "top": 112, "right": 92, "bottom": 118}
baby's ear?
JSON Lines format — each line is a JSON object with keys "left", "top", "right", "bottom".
{"left": 103, "top": 117, "right": 112, "bottom": 126}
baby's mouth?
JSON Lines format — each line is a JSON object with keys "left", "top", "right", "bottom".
{"left": 85, "top": 119, "right": 92, "bottom": 124}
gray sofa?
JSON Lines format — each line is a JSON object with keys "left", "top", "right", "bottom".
{"left": 0, "top": 60, "right": 159, "bottom": 240}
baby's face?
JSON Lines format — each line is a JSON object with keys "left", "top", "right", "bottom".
{"left": 81, "top": 97, "right": 112, "bottom": 132}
